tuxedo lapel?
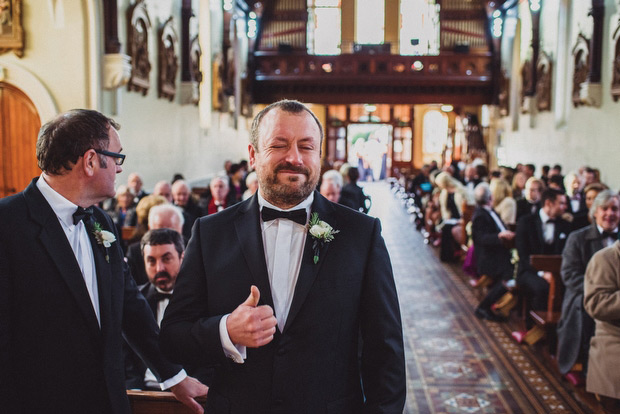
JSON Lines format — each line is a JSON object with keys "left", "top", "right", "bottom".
{"left": 24, "top": 181, "right": 101, "bottom": 341}
{"left": 234, "top": 195, "right": 275, "bottom": 309}
{"left": 86, "top": 212, "right": 112, "bottom": 334}
{"left": 284, "top": 192, "right": 336, "bottom": 332}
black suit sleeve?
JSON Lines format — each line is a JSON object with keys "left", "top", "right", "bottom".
{"left": 359, "top": 218, "right": 406, "bottom": 413}
{"left": 160, "top": 221, "right": 229, "bottom": 367}
{"left": 472, "top": 212, "right": 503, "bottom": 248}
{"left": 515, "top": 216, "right": 536, "bottom": 277}
{"left": 0, "top": 229, "right": 15, "bottom": 410}
{"left": 561, "top": 231, "right": 588, "bottom": 292}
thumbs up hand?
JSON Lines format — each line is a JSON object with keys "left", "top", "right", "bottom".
{"left": 226, "top": 286, "right": 278, "bottom": 348}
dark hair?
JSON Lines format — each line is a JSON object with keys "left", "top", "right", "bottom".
{"left": 525, "top": 164, "right": 535, "bottom": 173}
{"left": 541, "top": 165, "right": 550, "bottom": 173}
{"left": 548, "top": 174, "right": 564, "bottom": 189}
{"left": 347, "top": 166, "right": 360, "bottom": 183}
{"left": 140, "top": 228, "right": 185, "bottom": 257}
{"left": 229, "top": 163, "right": 242, "bottom": 175}
{"left": 475, "top": 164, "right": 488, "bottom": 179}
{"left": 552, "top": 164, "right": 562, "bottom": 171}
{"left": 36, "top": 109, "right": 120, "bottom": 175}
{"left": 541, "top": 188, "right": 565, "bottom": 205}
{"left": 250, "top": 100, "right": 323, "bottom": 151}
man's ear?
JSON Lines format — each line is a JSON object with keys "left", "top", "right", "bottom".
{"left": 82, "top": 149, "right": 98, "bottom": 177}
{"left": 248, "top": 144, "right": 256, "bottom": 169}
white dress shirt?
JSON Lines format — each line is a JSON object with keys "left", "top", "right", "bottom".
{"left": 220, "top": 192, "right": 313, "bottom": 363}
{"left": 539, "top": 209, "right": 555, "bottom": 244}
{"left": 37, "top": 177, "right": 101, "bottom": 326}
{"left": 597, "top": 224, "right": 619, "bottom": 248}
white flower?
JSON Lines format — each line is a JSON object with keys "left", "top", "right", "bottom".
{"left": 310, "top": 222, "right": 331, "bottom": 239}
{"left": 99, "top": 230, "right": 116, "bottom": 247}
{"left": 307, "top": 213, "right": 339, "bottom": 264}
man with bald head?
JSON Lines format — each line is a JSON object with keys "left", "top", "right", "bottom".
{"left": 128, "top": 172, "right": 148, "bottom": 203}
{"left": 201, "top": 175, "right": 237, "bottom": 215}
{"left": 172, "top": 180, "right": 204, "bottom": 239}
{"left": 154, "top": 180, "right": 173, "bottom": 203}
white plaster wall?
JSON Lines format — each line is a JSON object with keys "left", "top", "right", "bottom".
{"left": 0, "top": 0, "right": 90, "bottom": 113}
{"left": 499, "top": 0, "right": 620, "bottom": 191}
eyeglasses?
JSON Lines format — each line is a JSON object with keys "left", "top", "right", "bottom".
{"left": 94, "top": 149, "right": 126, "bottom": 166}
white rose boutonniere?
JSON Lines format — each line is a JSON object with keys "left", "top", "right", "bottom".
{"left": 92, "top": 221, "right": 116, "bottom": 262}
{"left": 308, "top": 212, "right": 339, "bottom": 264}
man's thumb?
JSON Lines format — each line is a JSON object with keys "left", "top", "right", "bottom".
{"left": 243, "top": 285, "right": 260, "bottom": 307}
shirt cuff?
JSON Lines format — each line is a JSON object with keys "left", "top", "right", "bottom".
{"left": 159, "top": 369, "right": 187, "bottom": 390}
{"left": 219, "top": 314, "right": 247, "bottom": 364}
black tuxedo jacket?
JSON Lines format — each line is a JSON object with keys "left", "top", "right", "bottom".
{"left": 125, "top": 283, "right": 213, "bottom": 389}
{"left": 161, "top": 191, "right": 405, "bottom": 414}
{"left": 471, "top": 207, "right": 513, "bottom": 280}
{"left": 515, "top": 212, "right": 572, "bottom": 278}
{"left": 0, "top": 178, "right": 181, "bottom": 414}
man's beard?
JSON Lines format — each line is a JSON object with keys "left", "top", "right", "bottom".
{"left": 153, "top": 271, "right": 173, "bottom": 290}
{"left": 259, "top": 162, "right": 318, "bottom": 207}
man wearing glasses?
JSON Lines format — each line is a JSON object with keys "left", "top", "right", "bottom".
{"left": 0, "top": 109, "right": 208, "bottom": 413}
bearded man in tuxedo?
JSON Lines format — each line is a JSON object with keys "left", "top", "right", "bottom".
{"left": 161, "top": 100, "right": 406, "bottom": 413}
{"left": 0, "top": 109, "right": 207, "bottom": 413}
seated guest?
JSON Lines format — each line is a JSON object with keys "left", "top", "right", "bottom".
{"left": 408, "top": 164, "right": 432, "bottom": 196}
{"left": 127, "top": 195, "right": 168, "bottom": 247}
{"left": 584, "top": 240, "right": 620, "bottom": 413}
{"left": 172, "top": 179, "right": 204, "bottom": 239}
{"left": 128, "top": 172, "right": 148, "bottom": 204}
{"left": 540, "top": 165, "right": 550, "bottom": 185}
{"left": 228, "top": 163, "right": 247, "bottom": 203}
{"left": 565, "top": 171, "right": 588, "bottom": 229}
{"left": 584, "top": 183, "right": 608, "bottom": 214}
{"left": 153, "top": 180, "right": 173, "bottom": 203}
{"left": 548, "top": 174, "right": 565, "bottom": 192}
{"left": 516, "top": 177, "right": 544, "bottom": 221}
{"left": 340, "top": 167, "right": 370, "bottom": 213}
{"left": 523, "top": 163, "right": 535, "bottom": 180}
{"left": 515, "top": 188, "right": 571, "bottom": 315}
{"left": 242, "top": 171, "right": 258, "bottom": 200}
{"left": 557, "top": 190, "right": 620, "bottom": 383}
{"left": 462, "top": 164, "right": 482, "bottom": 197}
{"left": 106, "top": 184, "right": 137, "bottom": 230}
{"left": 435, "top": 172, "right": 469, "bottom": 262}
{"left": 126, "top": 204, "right": 185, "bottom": 286}
{"left": 490, "top": 177, "right": 517, "bottom": 227}
{"left": 202, "top": 175, "right": 237, "bottom": 215}
{"left": 511, "top": 172, "right": 527, "bottom": 200}
{"left": 471, "top": 183, "right": 516, "bottom": 321}
{"left": 320, "top": 169, "right": 343, "bottom": 203}
{"left": 125, "top": 229, "right": 212, "bottom": 389}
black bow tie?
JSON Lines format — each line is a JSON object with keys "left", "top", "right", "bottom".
{"left": 602, "top": 231, "right": 618, "bottom": 240}
{"left": 261, "top": 207, "right": 307, "bottom": 226}
{"left": 153, "top": 291, "right": 173, "bottom": 302}
{"left": 73, "top": 206, "right": 94, "bottom": 225}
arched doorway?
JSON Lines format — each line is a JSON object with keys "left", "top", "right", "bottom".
{"left": 0, "top": 82, "right": 41, "bottom": 197}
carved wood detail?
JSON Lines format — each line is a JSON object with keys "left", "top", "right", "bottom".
{"left": 498, "top": 69, "right": 509, "bottom": 117}
{"left": 536, "top": 51, "right": 552, "bottom": 112}
{"left": 126, "top": 0, "right": 152, "bottom": 95}
{"left": 611, "top": 21, "right": 620, "bottom": 102}
{"left": 572, "top": 34, "right": 590, "bottom": 108}
{"left": 520, "top": 58, "right": 532, "bottom": 113}
{"left": 158, "top": 17, "right": 179, "bottom": 101}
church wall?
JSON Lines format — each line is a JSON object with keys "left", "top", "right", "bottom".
{"left": 498, "top": 0, "right": 620, "bottom": 190}
{"left": 0, "top": 0, "right": 251, "bottom": 192}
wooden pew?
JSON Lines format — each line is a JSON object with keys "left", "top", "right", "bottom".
{"left": 122, "top": 226, "right": 136, "bottom": 242}
{"left": 127, "top": 390, "right": 206, "bottom": 414}
{"left": 525, "top": 255, "right": 564, "bottom": 350}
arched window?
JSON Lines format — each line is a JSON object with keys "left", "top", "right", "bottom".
{"left": 423, "top": 110, "right": 448, "bottom": 161}
{"left": 307, "top": 0, "right": 341, "bottom": 55}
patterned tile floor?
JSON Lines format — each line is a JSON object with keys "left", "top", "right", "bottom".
{"left": 363, "top": 181, "right": 590, "bottom": 414}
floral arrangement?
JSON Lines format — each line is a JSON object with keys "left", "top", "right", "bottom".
{"left": 307, "top": 212, "right": 339, "bottom": 264}
{"left": 92, "top": 221, "right": 116, "bottom": 262}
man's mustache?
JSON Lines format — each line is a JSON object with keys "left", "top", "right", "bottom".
{"left": 274, "top": 163, "right": 309, "bottom": 176}
{"left": 154, "top": 271, "right": 171, "bottom": 281}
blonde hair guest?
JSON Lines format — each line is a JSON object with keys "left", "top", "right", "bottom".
{"left": 490, "top": 178, "right": 516, "bottom": 226}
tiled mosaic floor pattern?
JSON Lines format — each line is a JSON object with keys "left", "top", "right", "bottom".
{"left": 364, "top": 182, "right": 588, "bottom": 414}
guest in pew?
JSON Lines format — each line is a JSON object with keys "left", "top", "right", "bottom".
{"left": 242, "top": 171, "right": 258, "bottom": 200}
{"left": 160, "top": 99, "right": 405, "bottom": 413}
{"left": 516, "top": 177, "right": 544, "bottom": 221}
{"left": 125, "top": 229, "right": 212, "bottom": 390}
{"left": 340, "top": 166, "right": 371, "bottom": 213}
{"left": 515, "top": 188, "right": 571, "bottom": 317}
{"left": 154, "top": 179, "right": 173, "bottom": 203}
{"left": 128, "top": 172, "right": 149, "bottom": 204}
{"left": 584, "top": 240, "right": 620, "bottom": 413}
{"left": 490, "top": 177, "right": 517, "bottom": 227}
{"left": 107, "top": 184, "right": 137, "bottom": 229}
{"left": 319, "top": 169, "right": 343, "bottom": 203}
{"left": 126, "top": 194, "right": 168, "bottom": 250}
{"left": 511, "top": 172, "right": 527, "bottom": 200}
{"left": 201, "top": 175, "right": 237, "bottom": 215}
{"left": 583, "top": 183, "right": 608, "bottom": 222}
{"left": 172, "top": 179, "right": 205, "bottom": 239}
{"left": 471, "top": 182, "right": 516, "bottom": 321}
{"left": 228, "top": 163, "right": 247, "bottom": 203}
{"left": 557, "top": 190, "right": 620, "bottom": 384}
{"left": 0, "top": 109, "right": 207, "bottom": 414}
{"left": 436, "top": 171, "right": 469, "bottom": 262}
{"left": 127, "top": 203, "right": 185, "bottom": 286}
{"left": 565, "top": 171, "right": 589, "bottom": 230}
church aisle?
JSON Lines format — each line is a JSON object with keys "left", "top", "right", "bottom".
{"left": 362, "top": 182, "right": 588, "bottom": 414}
